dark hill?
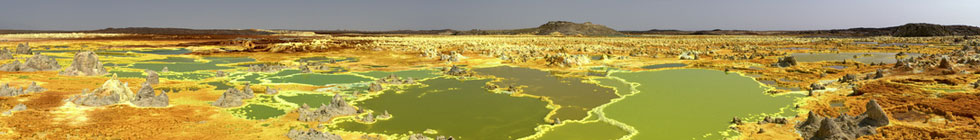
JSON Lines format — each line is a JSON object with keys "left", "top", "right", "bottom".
{"left": 628, "top": 23, "right": 980, "bottom": 37}
{"left": 456, "top": 21, "right": 624, "bottom": 36}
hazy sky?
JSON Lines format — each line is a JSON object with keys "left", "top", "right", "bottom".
{"left": 1, "top": 0, "right": 978, "bottom": 31}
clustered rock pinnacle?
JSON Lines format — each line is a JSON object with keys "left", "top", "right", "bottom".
{"left": 296, "top": 93, "right": 357, "bottom": 122}
{"left": 68, "top": 74, "right": 171, "bottom": 107}
{"left": 773, "top": 56, "right": 798, "bottom": 67}
{"left": 444, "top": 65, "right": 469, "bottom": 76}
{"left": 0, "top": 82, "right": 45, "bottom": 97}
{"left": 0, "top": 53, "right": 61, "bottom": 72}
{"left": 247, "top": 64, "right": 288, "bottom": 72}
{"left": 15, "top": 43, "right": 32, "bottom": 54}
{"left": 285, "top": 128, "right": 342, "bottom": 140}
{"left": 796, "top": 99, "right": 891, "bottom": 140}
{"left": 67, "top": 75, "right": 137, "bottom": 106}
{"left": 376, "top": 74, "right": 417, "bottom": 85}
{"left": 60, "top": 51, "right": 108, "bottom": 76}
{"left": 211, "top": 83, "right": 255, "bottom": 108}
{"left": 0, "top": 48, "right": 14, "bottom": 60}
{"left": 145, "top": 70, "right": 160, "bottom": 84}
{"left": 408, "top": 134, "right": 457, "bottom": 140}
{"left": 131, "top": 82, "right": 169, "bottom": 107}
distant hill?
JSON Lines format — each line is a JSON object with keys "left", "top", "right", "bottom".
{"left": 626, "top": 23, "right": 980, "bottom": 37}
{"left": 455, "top": 21, "right": 624, "bottom": 36}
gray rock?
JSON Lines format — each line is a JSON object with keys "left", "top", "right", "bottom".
{"left": 774, "top": 56, "right": 798, "bottom": 67}
{"left": 161, "top": 67, "right": 169, "bottom": 73}
{"left": 797, "top": 99, "right": 890, "bottom": 140}
{"left": 145, "top": 70, "right": 159, "bottom": 84}
{"left": 286, "top": 128, "right": 342, "bottom": 140}
{"left": 678, "top": 51, "right": 699, "bottom": 60}
{"left": 937, "top": 57, "right": 954, "bottom": 69}
{"left": 0, "top": 82, "right": 45, "bottom": 97}
{"left": 242, "top": 83, "right": 254, "bottom": 99}
{"left": 68, "top": 75, "right": 136, "bottom": 106}
{"left": 810, "top": 83, "right": 826, "bottom": 91}
{"left": 368, "top": 83, "right": 384, "bottom": 92}
{"left": 361, "top": 112, "right": 375, "bottom": 123}
{"left": 24, "top": 82, "right": 45, "bottom": 93}
{"left": 731, "top": 116, "right": 743, "bottom": 125}
{"left": 131, "top": 82, "right": 169, "bottom": 107}
{"left": 211, "top": 88, "right": 248, "bottom": 108}
{"left": 60, "top": 51, "right": 108, "bottom": 76}
{"left": 435, "top": 136, "right": 455, "bottom": 140}
{"left": 839, "top": 74, "right": 859, "bottom": 83}
{"left": 0, "top": 53, "right": 61, "bottom": 72}
{"left": 377, "top": 110, "right": 391, "bottom": 119}
{"left": 444, "top": 65, "right": 468, "bottom": 76}
{"left": 409, "top": 134, "right": 431, "bottom": 140}
{"left": 15, "top": 43, "right": 31, "bottom": 54}
{"left": 297, "top": 93, "right": 357, "bottom": 122}
{"left": 215, "top": 70, "right": 226, "bottom": 77}
{"left": 247, "top": 64, "right": 287, "bottom": 72}
{"left": 0, "top": 48, "right": 13, "bottom": 60}
{"left": 266, "top": 86, "right": 278, "bottom": 94}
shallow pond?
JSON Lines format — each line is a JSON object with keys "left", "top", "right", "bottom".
{"left": 474, "top": 66, "right": 618, "bottom": 121}
{"left": 205, "top": 81, "right": 235, "bottom": 90}
{"left": 231, "top": 104, "right": 286, "bottom": 120}
{"left": 129, "top": 57, "right": 254, "bottom": 72}
{"left": 604, "top": 69, "right": 799, "bottom": 140}
{"left": 791, "top": 52, "right": 921, "bottom": 64}
{"left": 279, "top": 93, "right": 334, "bottom": 106}
{"left": 356, "top": 69, "right": 441, "bottom": 79}
{"left": 267, "top": 73, "right": 371, "bottom": 86}
{"left": 334, "top": 78, "right": 550, "bottom": 140}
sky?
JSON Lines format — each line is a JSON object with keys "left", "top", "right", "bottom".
{"left": 1, "top": 0, "right": 978, "bottom": 31}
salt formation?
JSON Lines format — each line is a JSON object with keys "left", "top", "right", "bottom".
{"left": 0, "top": 82, "right": 45, "bottom": 97}
{"left": 60, "top": 51, "right": 108, "bottom": 76}
{"left": 285, "top": 128, "right": 342, "bottom": 140}
{"left": 211, "top": 84, "right": 254, "bottom": 108}
{"left": 68, "top": 75, "right": 137, "bottom": 106}
{"left": 0, "top": 48, "right": 13, "bottom": 59}
{"left": 131, "top": 82, "right": 169, "bottom": 107}
{"left": 15, "top": 43, "right": 31, "bottom": 54}
{"left": 145, "top": 70, "right": 160, "bottom": 84}
{"left": 773, "top": 56, "right": 798, "bottom": 67}
{"left": 797, "top": 99, "right": 890, "bottom": 140}
{"left": 0, "top": 53, "right": 61, "bottom": 72}
{"left": 297, "top": 93, "right": 357, "bottom": 122}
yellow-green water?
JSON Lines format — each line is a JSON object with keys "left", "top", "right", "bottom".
{"left": 333, "top": 78, "right": 550, "bottom": 140}
{"left": 473, "top": 66, "right": 618, "bottom": 121}
{"left": 605, "top": 69, "right": 799, "bottom": 139}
